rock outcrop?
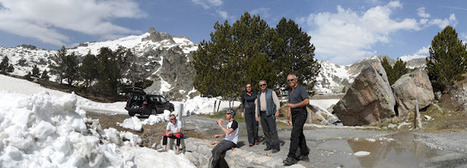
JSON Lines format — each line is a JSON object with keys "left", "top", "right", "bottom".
{"left": 333, "top": 61, "right": 396, "bottom": 126}
{"left": 392, "top": 69, "right": 434, "bottom": 118}
{"left": 143, "top": 27, "right": 175, "bottom": 43}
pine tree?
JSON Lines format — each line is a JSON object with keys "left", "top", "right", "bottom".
{"left": 63, "top": 52, "right": 79, "bottom": 86}
{"left": 381, "top": 57, "right": 393, "bottom": 82}
{"left": 24, "top": 72, "right": 32, "bottom": 81}
{"left": 426, "top": 26, "right": 467, "bottom": 92}
{"left": 79, "top": 52, "right": 98, "bottom": 88}
{"left": 40, "top": 69, "right": 50, "bottom": 81}
{"left": 275, "top": 18, "right": 320, "bottom": 92}
{"left": 392, "top": 59, "right": 409, "bottom": 84}
{"left": 31, "top": 65, "right": 41, "bottom": 78}
{"left": 95, "top": 47, "right": 121, "bottom": 95}
{"left": 6, "top": 64, "right": 14, "bottom": 73}
{"left": 193, "top": 12, "right": 286, "bottom": 97}
{"left": 49, "top": 46, "right": 67, "bottom": 84}
{"left": 0, "top": 56, "right": 9, "bottom": 74}
{"left": 381, "top": 57, "right": 409, "bottom": 85}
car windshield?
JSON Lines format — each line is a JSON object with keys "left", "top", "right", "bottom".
{"left": 159, "top": 96, "right": 167, "bottom": 103}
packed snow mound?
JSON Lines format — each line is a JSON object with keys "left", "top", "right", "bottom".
{"left": 0, "top": 91, "right": 133, "bottom": 167}
{"left": 0, "top": 75, "right": 197, "bottom": 168}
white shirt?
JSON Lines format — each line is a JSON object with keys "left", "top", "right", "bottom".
{"left": 166, "top": 120, "right": 182, "bottom": 133}
{"left": 225, "top": 120, "right": 239, "bottom": 144}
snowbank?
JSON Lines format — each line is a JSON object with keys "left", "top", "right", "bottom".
{"left": 0, "top": 91, "right": 195, "bottom": 168}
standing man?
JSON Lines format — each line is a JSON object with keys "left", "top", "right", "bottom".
{"left": 283, "top": 74, "right": 310, "bottom": 166}
{"left": 211, "top": 109, "right": 239, "bottom": 168}
{"left": 255, "top": 80, "right": 281, "bottom": 153}
{"left": 241, "top": 83, "right": 259, "bottom": 147}
{"left": 159, "top": 114, "right": 183, "bottom": 154}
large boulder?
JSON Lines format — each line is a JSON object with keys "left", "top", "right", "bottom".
{"left": 392, "top": 69, "right": 435, "bottom": 118}
{"left": 333, "top": 62, "right": 396, "bottom": 126}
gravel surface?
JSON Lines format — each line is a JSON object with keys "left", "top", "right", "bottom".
{"left": 87, "top": 112, "right": 467, "bottom": 167}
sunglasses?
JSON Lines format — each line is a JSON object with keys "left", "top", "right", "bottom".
{"left": 287, "top": 79, "right": 295, "bottom": 82}
{"left": 170, "top": 118, "right": 176, "bottom": 121}
{"left": 259, "top": 84, "right": 267, "bottom": 87}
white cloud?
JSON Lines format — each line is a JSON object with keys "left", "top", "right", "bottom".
{"left": 251, "top": 7, "right": 271, "bottom": 19}
{"left": 298, "top": 1, "right": 419, "bottom": 65}
{"left": 417, "top": 7, "right": 430, "bottom": 18}
{"left": 399, "top": 46, "right": 429, "bottom": 61}
{"left": 217, "top": 10, "right": 228, "bottom": 20}
{"left": 192, "top": 0, "right": 227, "bottom": 20}
{"left": 416, "top": 8, "right": 457, "bottom": 29}
{"left": 0, "top": 0, "right": 145, "bottom": 46}
{"left": 191, "top": 0, "right": 223, "bottom": 9}
{"left": 427, "top": 14, "right": 457, "bottom": 29}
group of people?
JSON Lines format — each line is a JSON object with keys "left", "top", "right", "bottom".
{"left": 160, "top": 74, "right": 311, "bottom": 167}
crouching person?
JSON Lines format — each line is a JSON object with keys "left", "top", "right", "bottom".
{"left": 211, "top": 110, "right": 239, "bottom": 168}
{"left": 159, "top": 114, "right": 183, "bottom": 154}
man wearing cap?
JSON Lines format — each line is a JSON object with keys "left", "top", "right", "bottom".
{"left": 255, "top": 80, "right": 281, "bottom": 153}
{"left": 211, "top": 109, "right": 239, "bottom": 168}
{"left": 283, "top": 74, "right": 310, "bottom": 166}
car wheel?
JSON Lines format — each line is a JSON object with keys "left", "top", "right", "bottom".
{"left": 151, "top": 108, "right": 157, "bottom": 115}
{"left": 129, "top": 111, "right": 135, "bottom": 116}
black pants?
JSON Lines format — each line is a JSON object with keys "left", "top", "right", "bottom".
{"left": 245, "top": 108, "right": 259, "bottom": 144}
{"left": 260, "top": 111, "right": 280, "bottom": 150}
{"left": 211, "top": 140, "right": 236, "bottom": 168}
{"left": 162, "top": 133, "right": 183, "bottom": 147}
{"left": 287, "top": 109, "right": 309, "bottom": 159}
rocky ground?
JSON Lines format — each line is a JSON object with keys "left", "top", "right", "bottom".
{"left": 87, "top": 112, "right": 467, "bottom": 168}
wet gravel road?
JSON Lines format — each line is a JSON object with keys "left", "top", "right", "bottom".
{"left": 86, "top": 111, "right": 467, "bottom": 167}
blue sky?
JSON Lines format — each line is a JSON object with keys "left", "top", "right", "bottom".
{"left": 0, "top": 0, "right": 465, "bottom": 65}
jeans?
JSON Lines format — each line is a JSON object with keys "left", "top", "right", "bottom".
{"left": 211, "top": 140, "right": 236, "bottom": 168}
{"left": 287, "top": 109, "right": 309, "bottom": 159}
{"left": 260, "top": 111, "right": 280, "bottom": 150}
{"left": 245, "top": 108, "right": 259, "bottom": 144}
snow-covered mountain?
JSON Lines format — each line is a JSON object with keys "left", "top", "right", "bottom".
{"left": 0, "top": 28, "right": 427, "bottom": 98}
{"left": 0, "top": 28, "right": 198, "bottom": 100}
{"left": 313, "top": 55, "right": 427, "bottom": 94}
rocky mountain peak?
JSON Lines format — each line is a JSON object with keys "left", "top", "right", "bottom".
{"left": 143, "top": 27, "right": 175, "bottom": 43}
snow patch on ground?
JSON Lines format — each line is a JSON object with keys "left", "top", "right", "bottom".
{"left": 354, "top": 151, "right": 371, "bottom": 157}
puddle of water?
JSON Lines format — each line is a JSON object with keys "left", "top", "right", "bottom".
{"left": 317, "top": 132, "right": 440, "bottom": 168}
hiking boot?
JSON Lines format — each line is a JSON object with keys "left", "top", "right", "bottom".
{"left": 264, "top": 147, "right": 272, "bottom": 151}
{"left": 297, "top": 155, "right": 309, "bottom": 162}
{"left": 249, "top": 143, "right": 253, "bottom": 147}
{"left": 271, "top": 149, "right": 280, "bottom": 153}
{"left": 254, "top": 142, "right": 260, "bottom": 145}
{"left": 174, "top": 149, "right": 180, "bottom": 155}
{"left": 158, "top": 148, "right": 167, "bottom": 152}
{"left": 283, "top": 157, "right": 298, "bottom": 166}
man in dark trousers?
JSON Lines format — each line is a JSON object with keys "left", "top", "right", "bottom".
{"left": 211, "top": 109, "right": 239, "bottom": 168}
{"left": 283, "top": 74, "right": 310, "bottom": 166}
{"left": 255, "top": 80, "right": 281, "bottom": 153}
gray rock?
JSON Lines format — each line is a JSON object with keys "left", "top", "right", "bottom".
{"left": 333, "top": 61, "right": 396, "bottom": 126}
{"left": 392, "top": 69, "right": 434, "bottom": 118}
{"left": 143, "top": 27, "right": 175, "bottom": 43}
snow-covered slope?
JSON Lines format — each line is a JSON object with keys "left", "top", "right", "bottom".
{"left": 0, "top": 74, "right": 196, "bottom": 167}
{"left": 0, "top": 29, "right": 428, "bottom": 96}
{"left": 0, "top": 28, "right": 198, "bottom": 100}
{"left": 314, "top": 60, "right": 355, "bottom": 94}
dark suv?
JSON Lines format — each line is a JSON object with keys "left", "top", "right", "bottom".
{"left": 125, "top": 93, "right": 175, "bottom": 116}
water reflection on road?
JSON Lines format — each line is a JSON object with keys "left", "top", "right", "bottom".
{"left": 317, "top": 132, "right": 440, "bottom": 168}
